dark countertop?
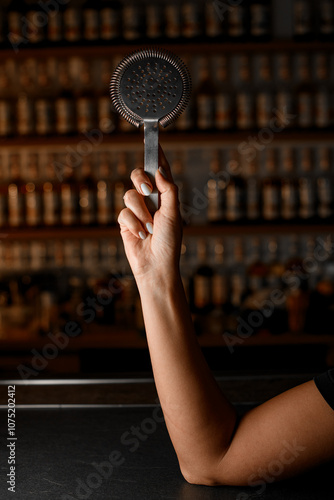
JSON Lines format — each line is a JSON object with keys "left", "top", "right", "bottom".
{"left": 0, "top": 374, "right": 333, "bottom": 499}
{"left": 0, "top": 404, "right": 333, "bottom": 500}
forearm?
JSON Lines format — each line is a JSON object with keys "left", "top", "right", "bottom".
{"left": 136, "top": 270, "right": 237, "bottom": 482}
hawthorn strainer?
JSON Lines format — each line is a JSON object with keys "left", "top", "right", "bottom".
{"left": 110, "top": 47, "right": 191, "bottom": 211}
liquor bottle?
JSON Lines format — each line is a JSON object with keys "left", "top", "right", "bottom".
{"left": 24, "top": 153, "right": 42, "bottom": 227}
{"left": 42, "top": 154, "right": 61, "bottom": 227}
{"left": 79, "top": 156, "right": 97, "bottom": 226}
{"left": 275, "top": 53, "right": 295, "bottom": 129}
{"left": 206, "top": 150, "right": 226, "bottom": 223}
{"left": 318, "top": 0, "right": 334, "bottom": 41}
{"left": 205, "top": 0, "right": 225, "bottom": 40}
{"left": 195, "top": 57, "right": 216, "bottom": 131}
{"left": 306, "top": 239, "right": 334, "bottom": 334}
{"left": 175, "top": 56, "right": 195, "bottom": 131}
{"left": 242, "top": 156, "right": 261, "bottom": 223}
{"left": 97, "top": 151, "right": 114, "bottom": 226}
{"left": 293, "top": 0, "right": 314, "bottom": 41}
{"left": 314, "top": 84, "right": 331, "bottom": 129}
{"left": 46, "top": 0, "right": 64, "bottom": 45}
{"left": 54, "top": 60, "right": 76, "bottom": 136}
{"left": 164, "top": 1, "right": 181, "bottom": 40}
{"left": 60, "top": 162, "right": 79, "bottom": 226}
{"left": 181, "top": 0, "right": 203, "bottom": 40}
{"left": 75, "top": 59, "right": 96, "bottom": 133}
{"left": 295, "top": 53, "right": 314, "bottom": 129}
{"left": 227, "top": 3, "right": 248, "bottom": 41}
{"left": 316, "top": 147, "right": 334, "bottom": 221}
{"left": 0, "top": 153, "right": 8, "bottom": 228}
{"left": 35, "top": 60, "right": 55, "bottom": 136}
{"left": 280, "top": 147, "right": 298, "bottom": 223}
{"left": 146, "top": 3, "right": 164, "bottom": 40}
{"left": 284, "top": 235, "right": 310, "bottom": 334}
{"left": 225, "top": 150, "right": 246, "bottom": 223}
{"left": 298, "top": 147, "right": 316, "bottom": 222}
{"left": 7, "top": 0, "right": 26, "bottom": 50}
{"left": 26, "top": 0, "right": 46, "bottom": 46}
{"left": 122, "top": 2, "right": 144, "bottom": 42}
{"left": 113, "top": 151, "right": 132, "bottom": 220}
{"left": 227, "top": 237, "right": 247, "bottom": 334}
{"left": 0, "top": 2, "right": 7, "bottom": 49}
{"left": 210, "top": 238, "right": 230, "bottom": 336}
{"left": 17, "top": 92, "right": 35, "bottom": 136}
{"left": 63, "top": 3, "right": 82, "bottom": 44}
{"left": 255, "top": 54, "right": 275, "bottom": 128}
{"left": 263, "top": 237, "right": 287, "bottom": 334}
{"left": 7, "top": 153, "right": 25, "bottom": 227}
{"left": 242, "top": 236, "right": 269, "bottom": 334}
{"left": 313, "top": 52, "right": 329, "bottom": 83}
{"left": 0, "top": 63, "right": 15, "bottom": 137}
{"left": 97, "top": 59, "right": 118, "bottom": 135}
{"left": 249, "top": 0, "right": 271, "bottom": 41}
{"left": 100, "top": 0, "right": 121, "bottom": 42}
{"left": 191, "top": 238, "right": 214, "bottom": 317}
{"left": 235, "top": 55, "right": 255, "bottom": 130}
{"left": 83, "top": 0, "right": 100, "bottom": 43}
{"left": 261, "top": 148, "right": 281, "bottom": 223}
{"left": 214, "top": 55, "right": 234, "bottom": 131}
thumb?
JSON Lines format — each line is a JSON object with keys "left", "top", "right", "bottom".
{"left": 155, "top": 167, "right": 180, "bottom": 218}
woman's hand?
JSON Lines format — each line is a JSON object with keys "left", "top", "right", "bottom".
{"left": 118, "top": 145, "right": 183, "bottom": 284}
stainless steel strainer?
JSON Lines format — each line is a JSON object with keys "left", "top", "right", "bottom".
{"left": 110, "top": 47, "right": 191, "bottom": 211}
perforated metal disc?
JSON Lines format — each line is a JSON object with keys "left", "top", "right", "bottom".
{"left": 122, "top": 58, "right": 183, "bottom": 120}
{"left": 110, "top": 47, "right": 191, "bottom": 128}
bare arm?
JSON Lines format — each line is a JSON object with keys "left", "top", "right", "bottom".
{"left": 118, "top": 146, "right": 334, "bottom": 486}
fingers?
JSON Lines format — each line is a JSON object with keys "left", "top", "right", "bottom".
{"left": 155, "top": 168, "right": 180, "bottom": 217}
{"left": 118, "top": 189, "right": 154, "bottom": 240}
{"left": 131, "top": 144, "right": 173, "bottom": 195}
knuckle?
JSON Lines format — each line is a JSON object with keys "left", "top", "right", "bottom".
{"left": 130, "top": 167, "right": 144, "bottom": 181}
{"left": 123, "top": 189, "right": 137, "bottom": 204}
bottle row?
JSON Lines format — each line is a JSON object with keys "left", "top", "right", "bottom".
{"left": 0, "top": 232, "right": 333, "bottom": 337}
{"left": 293, "top": 0, "right": 334, "bottom": 41}
{"left": 181, "top": 233, "right": 334, "bottom": 336}
{"left": 1, "top": 50, "right": 333, "bottom": 136}
{"left": 2, "top": 0, "right": 277, "bottom": 50}
{"left": 203, "top": 147, "right": 334, "bottom": 224}
{"left": 0, "top": 149, "right": 134, "bottom": 228}
{"left": 0, "top": 145, "right": 334, "bottom": 228}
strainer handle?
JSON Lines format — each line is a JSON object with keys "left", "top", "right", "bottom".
{"left": 144, "top": 119, "right": 160, "bottom": 212}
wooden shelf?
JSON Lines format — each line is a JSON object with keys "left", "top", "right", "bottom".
{"left": 1, "top": 224, "right": 333, "bottom": 241}
{"left": 1, "top": 130, "right": 334, "bottom": 148}
{"left": 3, "top": 40, "right": 334, "bottom": 60}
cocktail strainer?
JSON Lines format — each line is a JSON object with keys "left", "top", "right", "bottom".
{"left": 110, "top": 47, "right": 191, "bottom": 211}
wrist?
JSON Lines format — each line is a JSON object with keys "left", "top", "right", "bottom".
{"left": 136, "top": 267, "right": 182, "bottom": 297}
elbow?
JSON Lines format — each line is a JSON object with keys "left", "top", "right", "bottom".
{"left": 180, "top": 464, "right": 226, "bottom": 487}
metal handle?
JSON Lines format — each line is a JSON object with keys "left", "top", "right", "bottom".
{"left": 144, "top": 119, "right": 160, "bottom": 212}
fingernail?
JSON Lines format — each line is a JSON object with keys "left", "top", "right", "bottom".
{"left": 158, "top": 166, "right": 167, "bottom": 179}
{"left": 139, "top": 231, "right": 146, "bottom": 240}
{"left": 141, "top": 183, "right": 152, "bottom": 196}
{"left": 146, "top": 222, "right": 153, "bottom": 234}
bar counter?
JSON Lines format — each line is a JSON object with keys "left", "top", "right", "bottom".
{"left": 0, "top": 374, "right": 333, "bottom": 500}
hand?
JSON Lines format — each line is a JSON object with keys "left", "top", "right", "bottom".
{"left": 118, "top": 145, "right": 183, "bottom": 284}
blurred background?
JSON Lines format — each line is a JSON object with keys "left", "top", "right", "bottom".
{"left": 0, "top": 0, "right": 333, "bottom": 379}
